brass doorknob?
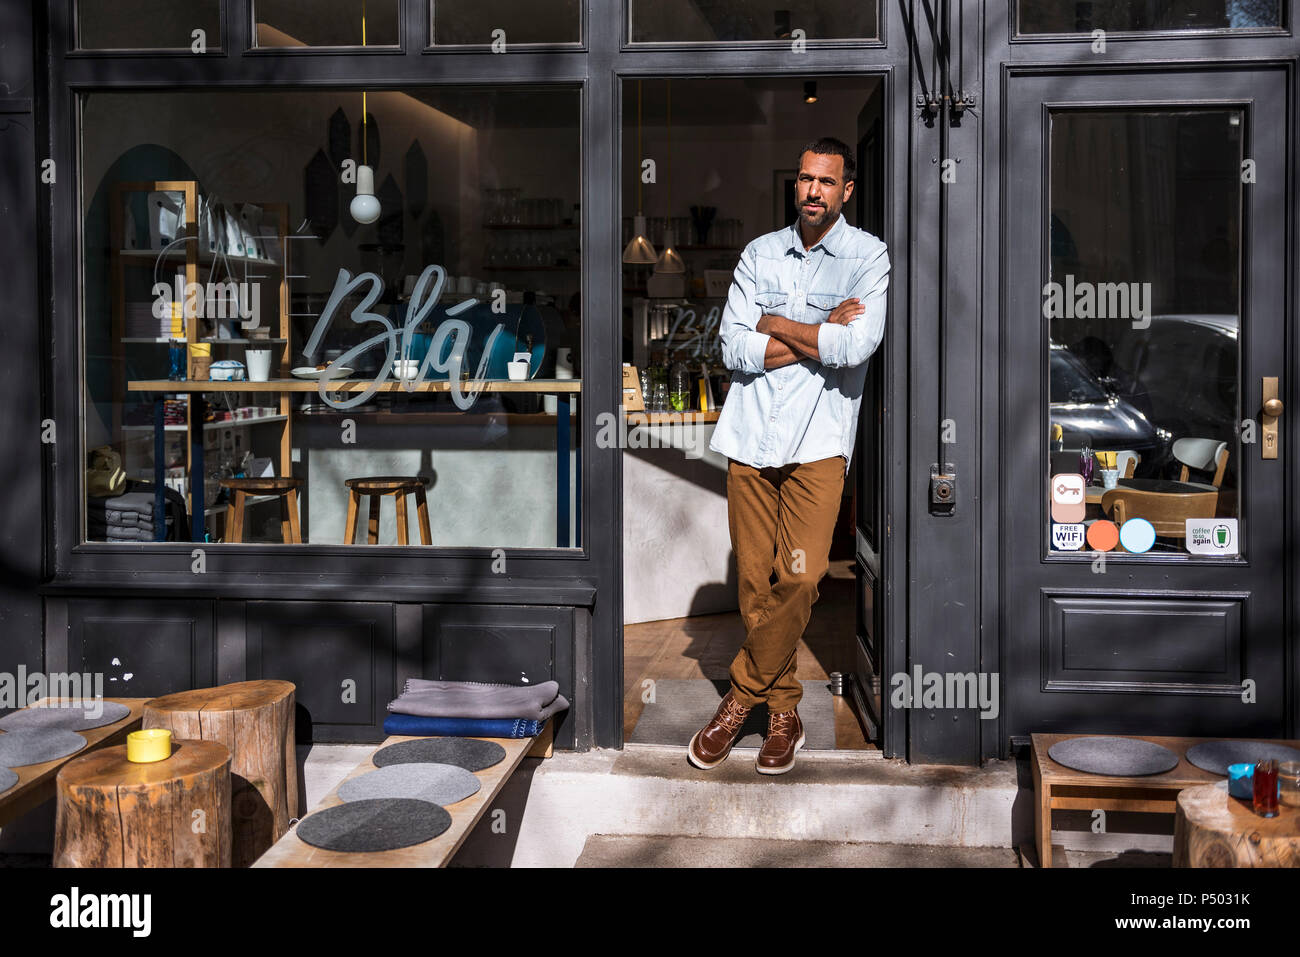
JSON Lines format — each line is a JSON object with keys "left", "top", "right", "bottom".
{"left": 1264, "top": 397, "right": 1284, "bottom": 417}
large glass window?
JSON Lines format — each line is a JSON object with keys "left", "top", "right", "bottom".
{"left": 77, "top": 0, "right": 222, "bottom": 50}
{"left": 1018, "top": 0, "right": 1282, "bottom": 35}
{"left": 1046, "top": 109, "right": 1242, "bottom": 556}
{"left": 431, "top": 0, "right": 581, "bottom": 45}
{"left": 628, "top": 0, "right": 879, "bottom": 44}
{"left": 81, "top": 87, "right": 581, "bottom": 548}
{"left": 253, "top": 0, "right": 400, "bottom": 48}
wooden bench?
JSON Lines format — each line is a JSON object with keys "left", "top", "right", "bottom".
{"left": 0, "top": 697, "right": 148, "bottom": 829}
{"left": 1031, "top": 732, "right": 1300, "bottom": 868}
{"left": 253, "top": 719, "right": 553, "bottom": 868}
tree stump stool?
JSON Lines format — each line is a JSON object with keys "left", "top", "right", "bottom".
{"left": 1173, "top": 784, "right": 1300, "bottom": 867}
{"left": 143, "top": 680, "right": 297, "bottom": 868}
{"left": 55, "top": 739, "right": 231, "bottom": 867}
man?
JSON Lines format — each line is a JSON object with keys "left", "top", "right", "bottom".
{"left": 689, "top": 136, "right": 889, "bottom": 775}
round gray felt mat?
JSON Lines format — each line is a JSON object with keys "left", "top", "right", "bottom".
{"left": 1048, "top": 736, "right": 1179, "bottom": 776}
{"left": 0, "top": 767, "right": 16, "bottom": 795}
{"left": 294, "top": 798, "right": 451, "bottom": 853}
{"left": 0, "top": 701, "right": 130, "bottom": 733}
{"left": 0, "top": 729, "right": 87, "bottom": 768}
{"left": 339, "top": 763, "right": 481, "bottom": 807}
{"left": 373, "top": 737, "right": 506, "bottom": 772}
{"left": 1185, "top": 740, "right": 1300, "bottom": 777}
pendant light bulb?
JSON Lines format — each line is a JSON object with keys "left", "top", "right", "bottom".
{"left": 350, "top": 163, "right": 381, "bottom": 225}
{"left": 623, "top": 213, "right": 657, "bottom": 264}
{"left": 654, "top": 228, "right": 685, "bottom": 274}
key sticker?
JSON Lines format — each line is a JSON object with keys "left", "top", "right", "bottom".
{"left": 1050, "top": 473, "right": 1087, "bottom": 524}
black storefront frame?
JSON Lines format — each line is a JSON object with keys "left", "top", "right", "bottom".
{"left": 31, "top": 0, "right": 916, "bottom": 754}
{"left": 23, "top": 1, "right": 1293, "bottom": 763}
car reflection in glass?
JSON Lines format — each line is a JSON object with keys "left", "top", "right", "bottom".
{"left": 1050, "top": 343, "right": 1169, "bottom": 477}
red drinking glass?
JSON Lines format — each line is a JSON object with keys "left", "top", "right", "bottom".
{"left": 1253, "top": 759, "right": 1279, "bottom": 818}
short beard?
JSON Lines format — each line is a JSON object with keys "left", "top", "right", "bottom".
{"left": 798, "top": 203, "right": 834, "bottom": 227}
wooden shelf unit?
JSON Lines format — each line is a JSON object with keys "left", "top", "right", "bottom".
{"left": 109, "top": 181, "right": 292, "bottom": 533}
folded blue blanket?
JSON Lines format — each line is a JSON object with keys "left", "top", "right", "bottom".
{"left": 383, "top": 713, "right": 545, "bottom": 738}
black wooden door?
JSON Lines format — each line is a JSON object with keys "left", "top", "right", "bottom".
{"left": 1002, "top": 67, "right": 1289, "bottom": 742}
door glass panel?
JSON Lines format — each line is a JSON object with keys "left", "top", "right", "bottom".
{"left": 628, "top": 0, "right": 878, "bottom": 43}
{"left": 1018, "top": 0, "right": 1282, "bottom": 34}
{"left": 1046, "top": 109, "right": 1242, "bottom": 556}
{"left": 253, "top": 0, "right": 400, "bottom": 48}
{"left": 78, "top": 0, "right": 221, "bottom": 50}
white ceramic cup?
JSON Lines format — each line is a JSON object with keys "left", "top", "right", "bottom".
{"left": 245, "top": 349, "right": 273, "bottom": 382}
{"left": 457, "top": 275, "right": 474, "bottom": 295}
{"left": 1101, "top": 468, "right": 1119, "bottom": 489}
{"left": 507, "top": 359, "right": 530, "bottom": 381}
{"left": 393, "top": 359, "right": 419, "bottom": 381}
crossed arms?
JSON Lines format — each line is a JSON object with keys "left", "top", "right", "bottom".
{"left": 717, "top": 241, "right": 890, "bottom": 374}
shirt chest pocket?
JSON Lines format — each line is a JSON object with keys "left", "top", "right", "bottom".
{"left": 805, "top": 293, "right": 842, "bottom": 322}
{"left": 754, "top": 282, "right": 788, "bottom": 312}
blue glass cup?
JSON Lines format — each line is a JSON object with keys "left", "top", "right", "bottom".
{"left": 167, "top": 340, "right": 187, "bottom": 381}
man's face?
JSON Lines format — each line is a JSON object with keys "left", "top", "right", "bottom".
{"left": 795, "top": 151, "right": 855, "bottom": 230}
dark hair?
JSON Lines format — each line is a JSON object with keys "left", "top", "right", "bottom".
{"left": 798, "top": 137, "right": 856, "bottom": 183}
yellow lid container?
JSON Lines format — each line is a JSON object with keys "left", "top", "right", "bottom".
{"left": 126, "top": 728, "right": 172, "bottom": 763}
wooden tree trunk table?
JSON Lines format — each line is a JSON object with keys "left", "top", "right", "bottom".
{"left": 143, "top": 680, "right": 297, "bottom": 868}
{"left": 55, "top": 739, "right": 231, "bottom": 868}
{"left": 1174, "top": 784, "right": 1300, "bottom": 868}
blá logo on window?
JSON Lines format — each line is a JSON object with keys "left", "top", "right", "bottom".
{"left": 1185, "top": 519, "right": 1238, "bottom": 556}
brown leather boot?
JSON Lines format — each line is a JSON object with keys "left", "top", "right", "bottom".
{"left": 756, "top": 708, "right": 805, "bottom": 774}
{"left": 687, "top": 690, "right": 752, "bottom": 769}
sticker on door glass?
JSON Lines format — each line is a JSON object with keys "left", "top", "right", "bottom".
{"left": 1086, "top": 520, "right": 1118, "bottom": 552}
{"left": 1186, "top": 518, "right": 1239, "bottom": 556}
{"left": 1118, "top": 518, "right": 1156, "bottom": 553}
{"left": 1050, "top": 473, "right": 1086, "bottom": 524}
{"left": 1051, "top": 523, "right": 1086, "bottom": 550}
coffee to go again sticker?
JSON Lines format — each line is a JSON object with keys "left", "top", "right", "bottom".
{"left": 1185, "top": 518, "right": 1239, "bottom": 556}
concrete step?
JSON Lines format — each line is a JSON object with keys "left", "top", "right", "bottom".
{"left": 574, "top": 834, "right": 1023, "bottom": 868}
{"left": 449, "top": 743, "right": 1021, "bottom": 867}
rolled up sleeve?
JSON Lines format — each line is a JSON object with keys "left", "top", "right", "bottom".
{"left": 817, "top": 241, "right": 890, "bottom": 369}
{"left": 719, "top": 244, "right": 771, "bottom": 375}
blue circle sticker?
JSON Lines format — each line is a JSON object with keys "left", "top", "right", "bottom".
{"left": 1119, "top": 518, "right": 1156, "bottom": 553}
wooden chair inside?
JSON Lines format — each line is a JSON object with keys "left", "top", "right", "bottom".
{"left": 219, "top": 477, "right": 303, "bottom": 544}
{"left": 1173, "top": 438, "right": 1229, "bottom": 488}
{"left": 343, "top": 476, "right": 431, "bottom": 545}
{"left": 1100, "top": 487, "right": 1219, "bottom": 540}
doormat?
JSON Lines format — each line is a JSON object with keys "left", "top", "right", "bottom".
{"left": 1185, "top": 741, "right": 1300, "bottom": 777}
{"left": 0, "top": 701, "right": 130, "bottom": 733}
{"left": 1048, "top": 737, "right": 1178, "bottom": 777}
{"left": 373, "top": 737, "right": 506, "bottom": 772}
{"left": 295, "top": 798, "right": 451, "bottom": 853}
{"left": 627, "top": 679, "right": 837, "bottom": 749}
{"left": 339, "top": 763, "right": 481, "bottom": 807}
{"left": 0, "top": 767, "right": 16, "bottom": 795}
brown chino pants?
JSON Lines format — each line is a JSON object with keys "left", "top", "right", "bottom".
{"left": 726, "top": 455, "right": 846, "bottom": 713}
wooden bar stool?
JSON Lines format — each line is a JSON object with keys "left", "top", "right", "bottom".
{"left": 343, "top": 476, "right": 431, "bottom": 545}
{"left": 219, "top": 477, "right": 303, "bottom": 544}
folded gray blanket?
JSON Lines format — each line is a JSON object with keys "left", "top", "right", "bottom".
{"left": 104, "top": 509, "right": 144, "bottom": 526}
{"left": 106, "top": 525, "right": 156, "bottom": 541}
{"left": 388, "top": 679, "right": 569, "bottom": 721}
{"left": 102, "top": 492, "right": 155, "bottom": 517}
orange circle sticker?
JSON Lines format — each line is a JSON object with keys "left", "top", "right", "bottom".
{"left": 1086, "top": 520, "right": 1119, "bottom": 551}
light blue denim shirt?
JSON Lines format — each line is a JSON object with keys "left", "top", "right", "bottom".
{"left": 709, "top": 214, "right": 890, "bottom": 473}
